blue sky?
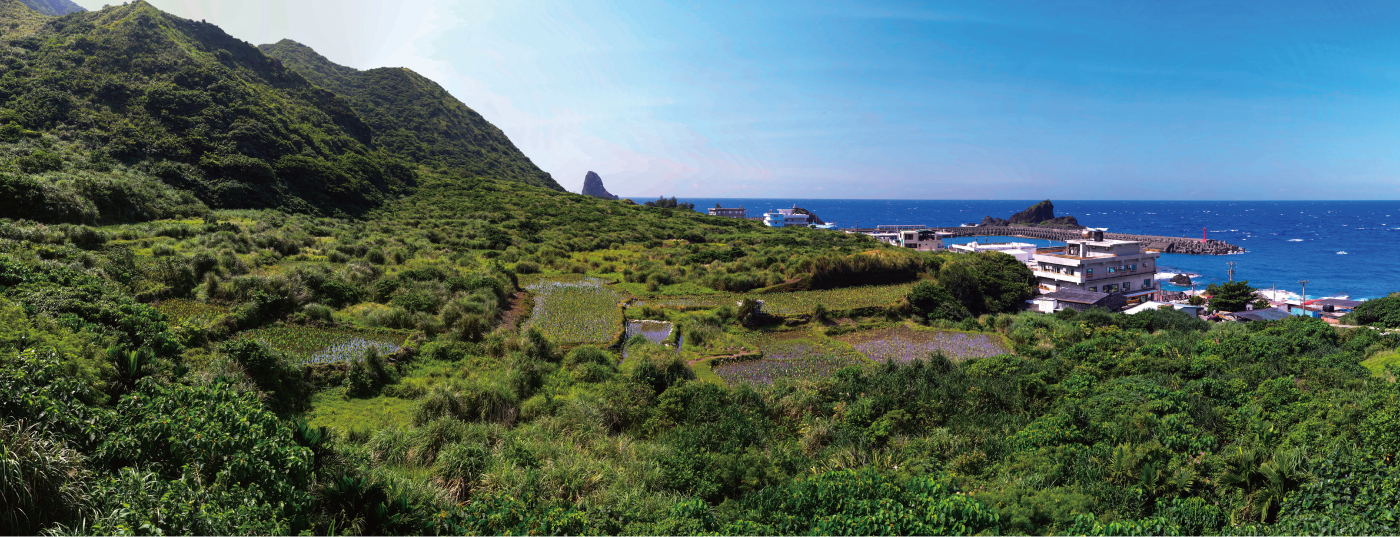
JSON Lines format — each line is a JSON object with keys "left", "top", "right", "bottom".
{"left": 77, "top": 1, "right": 1400, "bottom": 200}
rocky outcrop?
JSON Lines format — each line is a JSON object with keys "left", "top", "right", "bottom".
{"left": 1010, "top": 200, "right": 1057, "bottom": 224}
{"left": 792, "top": 207, "right": 825, "bottom": 225}
{"left": 581, "top": 171, "right": 619, "bottom": 200}
{"left": 1169, "top": 274, "right": 1193, "bottom": 286}
{"left": 979, "top": 200, "right": 1082, "bottom": 228}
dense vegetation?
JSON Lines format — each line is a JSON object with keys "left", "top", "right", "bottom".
{"left": 259, "top": 39, "right": 560, "bottom": 191}
{"left": 2, "top": 2, "right": 1400, "bottom": 536}
{"left": 1343, "top": 293, "right": 1400, "bottom": 328}
{"left": 0, "top": 0, "right": 555, "bottom": 220}
{"left": 14, "top": 0, "right": 81, "bottom": 17}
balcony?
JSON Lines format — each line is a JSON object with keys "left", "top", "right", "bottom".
{"left": 1034, "top": 269, "right": 1086, "bottom": 283}
{"left": 1086, "top": 268, "right": 1154, "bottom": 282}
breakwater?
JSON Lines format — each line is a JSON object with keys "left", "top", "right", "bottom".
{"left": 916, "top": 226, "right": 1245, "bottom": 255}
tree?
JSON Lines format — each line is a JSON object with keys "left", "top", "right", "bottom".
{"left": 908, "top": 280, "right": 970, "bottom": 321}
{"left": 1206, "top": 280, "right": 1256, "bottom": 312}
{"left": 644, "top": 196, "right": 696, "bottom": 211}
{"left": 936, "top": 252, "right": 1035, "bottom": 316}
{"left": 1341, "top": 295, "right": 1400, "bottom": 328}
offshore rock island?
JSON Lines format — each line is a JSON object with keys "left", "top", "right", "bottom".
{"left": 977, "top": 199, "right": 1083, "bottom": 228}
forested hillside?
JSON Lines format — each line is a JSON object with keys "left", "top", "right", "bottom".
{"left": 15, "top": 0, "right": 81, "bottom": 16}
{"left": 0, "top": 0, "right": 554, "bottom": 221}
{"left": 260, "top": 39, "right": 561, "bottom": 191}
{"left": 3, "top": 2, "right": 1400, "bottom": 536}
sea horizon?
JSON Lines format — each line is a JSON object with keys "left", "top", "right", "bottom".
{"left": 662, "top": 198, "right": 1400, "bottom": 301}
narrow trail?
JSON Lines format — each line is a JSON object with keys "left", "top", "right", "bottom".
{"left": 688, "top": 351, "right": 761, "bottom": 366}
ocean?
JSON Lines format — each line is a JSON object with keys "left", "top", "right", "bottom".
{"left": 674, "top": 199, "right": 1400, "bottom": 301}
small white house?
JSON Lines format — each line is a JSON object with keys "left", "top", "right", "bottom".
{"left": 1123, "top": 301, "right": 1204, "bottom": 317}
{"left": 950, "top": 241, "right": 1038, "bottom": 262}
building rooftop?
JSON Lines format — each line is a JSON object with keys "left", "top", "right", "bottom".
{"left": 1065, "top": 238, "right": 1144, "bottom": 247}
{"left": 1229, "top": 308, "right": 1293, "bottom": 322}
{"left": 1038, "top": 289, "right": 1111, "bottom": 304}
{"left": 1308, "top": 298, "right": 1364, "bottom": 309}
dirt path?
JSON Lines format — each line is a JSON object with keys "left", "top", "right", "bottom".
{"left": 688, "top": 351, "right": 761, "bottom": 366}
{"left": 499, "top": 291, "right": 531, "bottom": 330}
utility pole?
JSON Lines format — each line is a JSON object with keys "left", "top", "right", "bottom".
{"left": 1298, "top": 280, "right": 1309, "bottom": 309}
{"left": 1227, "top": 262, "right": 1237, "bottom": 282}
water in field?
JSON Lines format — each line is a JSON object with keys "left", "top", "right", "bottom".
{"left": 625, "top": 320, "right": 674, "bottom": 345}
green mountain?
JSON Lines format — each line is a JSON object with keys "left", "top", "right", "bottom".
{"left": 260, "top": 39, "right": 561, "bottom": 191}
{"left": 16, "top": 0, "right": 82, "bottom": 16}
{"left": 0, "top": 0, "right": 51, "bottom": 33}
{"left": 0, "top": 0, "right": 557, "bottom": 221}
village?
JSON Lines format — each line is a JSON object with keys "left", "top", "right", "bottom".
{"left": 705, "top": 204, "right": 1355, "bottom": 324}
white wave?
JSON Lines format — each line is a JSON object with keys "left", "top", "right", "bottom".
{"left": 1257, "top": 289, "right": 1301, "bottom": 302}
{"left": 1338, "top": 251, "right": 1348, "bottom": 255}
{"left": 1287, "top": 239, "right": 1303, "bottom": 242}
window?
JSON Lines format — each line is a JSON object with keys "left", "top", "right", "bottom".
{"left": 1086, "top": 268, "right": 1093, "bottom": 276}
{"left": 1104, "top": 284, "right": 1116, "bottom": 292}
{"left": 1129, "top": 264, "right": 1136, "bottom": 271}
{"left": 1107, "top": 267, "right": 1115, "bottom": 274}
{"left": 1124, "top": 282, "right": 1131, "bottom": 291}
{"left": 1089, "top": 286, "right": 1097, "bottom": 292}
{"left": 1144, "top": 279, "right": 1152, "bottom": 289}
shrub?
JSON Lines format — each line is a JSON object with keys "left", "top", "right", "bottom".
{"left": 345, "top": 347, "right": 392, "bottom": 398}
{"left": 0, "top": 420, "right": 89, "bottom": 535}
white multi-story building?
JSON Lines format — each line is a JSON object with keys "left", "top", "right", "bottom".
{"left": 1032, "top": 231, "right": 1160, "bottom": 307}
{"left": 763, "top": 207, "right": 812, "bottom": 227}
{"left": 708, "top": 206, "right": 747, "bottom": 218}
{"left": 897, "top": 230, "right": 947, "bottom": 251}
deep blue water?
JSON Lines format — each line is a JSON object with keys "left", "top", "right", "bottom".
{"left": 676, "top": 199, "right": 1400, "bottom": 301}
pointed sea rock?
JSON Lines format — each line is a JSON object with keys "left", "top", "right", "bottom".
{"left": 581, "top": 171, "right": 619, "bottom": 200}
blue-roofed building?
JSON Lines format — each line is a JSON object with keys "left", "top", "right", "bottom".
{"left": 1227, "top": 308, "right": 1293, "bottom": 322}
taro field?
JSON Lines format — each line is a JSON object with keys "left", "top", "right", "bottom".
{"left": 631, "top": 283, "right": 912, "bottom": 315}
{"left": 234, "top": 325, "right": 409, "bottom": 364}
{"left": 525, "top": 277, "right": 626, "bottom": 344}
{"left": 837, "top": 324, "right": 1010, "bottom": 363}
{"left": 625, "top": 320, "right": 673, "bottom": 345}
{"left": 711, "top": 335, "right": 866, "bottom": 386}
{"left": 760, "top": 284, "right": 914, "bottom": 315}
{"left": 155, "top": 299, "right": 229, "bottom": 326}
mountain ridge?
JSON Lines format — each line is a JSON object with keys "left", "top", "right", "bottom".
{"left": 0, "top": 1, "right": 561, "bottom": 221}
{"left": 16, "top": 0, "right": 82, "bottom": 16}
{"left": 259, "top": 39, "right": 562, "bottom": 191}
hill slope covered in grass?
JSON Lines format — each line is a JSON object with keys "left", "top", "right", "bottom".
{"left": 0, "top": 1, "right": 555, "bottom": 221}
{"left": 260, "top": 39, "right": 561, "bottom": 191}
{"left": 16, "top": 0, "right": 82, "bottom": 16}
